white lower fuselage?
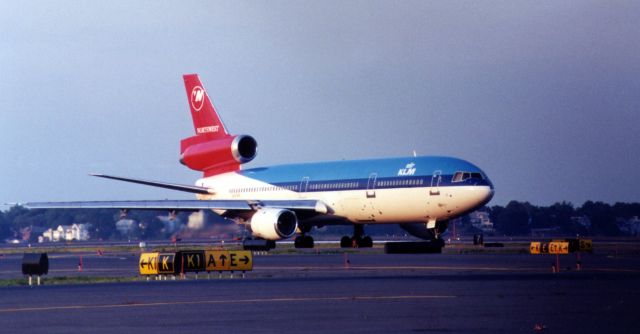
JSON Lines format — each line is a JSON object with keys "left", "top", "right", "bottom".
{"left": 194, "top": 157, "right": 494, "bottom": 226}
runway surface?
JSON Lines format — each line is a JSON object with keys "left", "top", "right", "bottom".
{"left": 1, "top": 249, "right": 640, "bottom": 333}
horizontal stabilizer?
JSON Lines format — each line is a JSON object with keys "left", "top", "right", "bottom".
{"left": 90, "top": 174, "right": 213, "bottom": 195}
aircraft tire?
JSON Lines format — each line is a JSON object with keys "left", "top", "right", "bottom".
{"left": 340, "top": 236, "right": 352, "bottom": 248}
{"left": 295, "top": 236, "right": 314, "bottom": 248}
{"left": 304, "top": 235, "right": 314, "bottom": 248}
{"left": 361, "top": 236, "right": 373, "bottom": 248}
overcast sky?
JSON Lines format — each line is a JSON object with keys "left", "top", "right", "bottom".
{"left": 1, "top": 1, "right": 639, "bottom": 209}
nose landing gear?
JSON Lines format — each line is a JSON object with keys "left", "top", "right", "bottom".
{"left": 294, "top": 225, "right": 315, "bottom": 248}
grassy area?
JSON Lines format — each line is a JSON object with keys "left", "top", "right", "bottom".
{"left": 0, "top": 276, "right": 141, "bottom": 287}
{"left": 0, "top": 244, "right": 249, "bottom": 256}
{"left": 2, "top": 239, "right": 638, "bottom": 257}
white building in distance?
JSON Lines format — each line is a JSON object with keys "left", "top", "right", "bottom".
{"left": 40, "top": 224, "right": 90, "bottom": 242}
{"left": 469, "top": 211, "right": 494, "bottom": 233}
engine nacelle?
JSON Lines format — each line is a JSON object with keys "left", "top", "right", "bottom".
{"left": 250, "top": 208, "right": 298, "bottom": 240}
{"left": 180, "top": 134, "right": 257, "bottom": 176}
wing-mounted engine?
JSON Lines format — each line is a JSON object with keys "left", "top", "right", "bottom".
{"left": 249, "top": 208, "right": 298, "bottom": 240}
{"left": 180, "top": 134, "right": 257, "bottom": 176}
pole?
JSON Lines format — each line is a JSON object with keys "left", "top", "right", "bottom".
{"left": 576, "top": 252, "right": 582, "bottom": 271}
{"left": 452, "top": 220, "right": 457, "bottom": 241}
{"left": 181, "top": 254, "right": 185, "bottom": 279}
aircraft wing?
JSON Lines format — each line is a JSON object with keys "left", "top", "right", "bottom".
{"left": 22, "top": 199, "right": 328, "bottom": 213}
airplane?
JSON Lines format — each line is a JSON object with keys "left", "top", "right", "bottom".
{"left": 25, "top": 74, "right": 494, "bottom": 250}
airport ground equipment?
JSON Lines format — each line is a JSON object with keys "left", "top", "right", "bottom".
{"left": 139, "top": 250, "right": 253, "bottom": 279}
{"left": 530, "top": 239, "right": 593, "bottom": 255}
{"left": 243, "top": 239, "right": 276, "bottom": 251}
{"left": 22, "top": 253, "right": 49, "bottom": 286}
{"left": 530, "top": 239, "right": 593, "bottom": 272}
{"left": 384, "top": 241, "right": 443, "bottom": 254}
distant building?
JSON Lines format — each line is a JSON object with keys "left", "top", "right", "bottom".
{"left": 571, "top": 216, "right": 591, "bottom": 229}
{"left": 530, "top": 227, "right": 562, "bottom": 237}
{"left": 618, "top": 216, "right": 640, "bottom": 236}
{"left": 40, "top": 224, "right": 90, "bottom": 242}
{"left": 469, "top": 211, "right": 494, "bottom": 232}
{"left": 21, "top": 226, "right": 47, "bottom": 241}
{"left": 115, "top": 219, "right": 138, "bottom": 236}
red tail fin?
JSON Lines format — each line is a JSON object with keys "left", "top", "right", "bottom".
{"left": 180, "top": 74, "right": 258, "bottom": 177}
{"left": 183, "top": 74, "right": 229, "bottom": 139}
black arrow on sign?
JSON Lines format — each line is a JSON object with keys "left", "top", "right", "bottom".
{"left": 140, "top": 259, "right": 147, "bottom": 269}
{"left": 240, "top": 256, "right": 250, "bottom": 265}
{"left": 219, "top": 254, "right": 227, "bottom": 266}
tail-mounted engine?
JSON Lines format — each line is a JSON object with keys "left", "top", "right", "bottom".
{"left": 180, "top": 134, "right": 257, "bottom": 176}
{"left": 180, "top": 74, "right": 258, "bottom": 177}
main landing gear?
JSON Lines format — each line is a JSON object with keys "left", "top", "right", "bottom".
{"left": 340, "top": 224, "right": 373, "bottom": 248}
{"left": 294, "top": 225, "right": 314, "bottom": 248}
{"left": 294, "top": 235, "right": 314, "bottom": 248}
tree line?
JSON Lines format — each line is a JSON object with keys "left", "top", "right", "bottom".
{"left": 1, "top": 201, "right": 639, "bottom": 242}
{"left": 0, "top": 206, "right": 195, "bottom": 242}
{"left": 485, "top": 201, "right": 640, "bottom": 236}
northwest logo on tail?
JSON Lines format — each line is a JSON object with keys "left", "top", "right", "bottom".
{"left": 190, "top": 86, "right": 205, "bottom": 111}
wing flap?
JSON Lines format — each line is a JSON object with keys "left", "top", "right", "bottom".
{"left": 23, "top": 199, "right": 327, "bottom": 213}
{"left": 24, "top": 200, "right": 251, "bottom": 210}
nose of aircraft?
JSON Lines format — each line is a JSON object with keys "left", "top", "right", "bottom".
{"left": 485, "top": 186, "right": 495, "bottom": 205}
{"left": 480, "top": 176, "right": 495, "bottom": 206}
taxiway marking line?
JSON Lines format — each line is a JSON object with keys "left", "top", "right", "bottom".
{"left": 0, "top": 295, "right": 455, "bottom": 313}
{"left": 590, "top": 268, "right": 640, "bottom": 273}
{"left": 255, "top": 265, "right": 536, "bottom": 271}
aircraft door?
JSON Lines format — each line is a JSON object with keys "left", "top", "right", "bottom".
{"left": 430, "top": 170, "right": 442, "bottom": 196}
{"left": 299, "top": 177, "right": 309, "bottom": 193}
{"left": 366, "top": 173, "right": 377, "bottom": 198}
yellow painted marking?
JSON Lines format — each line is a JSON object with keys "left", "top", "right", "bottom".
{"left": 579, "top": 239, "right": 593, "bottom": 252}
{"left": 157, "top": 253, "right": 176, "bottom": 274}
{"left": 549, "top": 242, "right": 569, "bottom": 254}
{"left": 180, "top": 251, "right": 205, "bottom": 272}
{"left": 530, "top": 242, "right": 541, "bottom": 254}
{"left": 229, "top": 251, "right": 253, "bottom": 271}
{"left": 590, "top": 268, "right": 640, "bottom": 273}
{"left": 0, "top": 295, "right": 455, "bottom": 313}
{"left": 139, "top": 252, "right": 159, "bottom": 275}
{"left": 205, "top": 250, "right": 230, "bottom": 271}
{"left": 186, "top": 255, "right": 196, "bottom": 268}
{"left": 255, "top": 265, "right": 538, "bottom": 272}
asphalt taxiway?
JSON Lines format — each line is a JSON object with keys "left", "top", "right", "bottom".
{"left": 1, "top": 250, "right": 640, "bottom": 333}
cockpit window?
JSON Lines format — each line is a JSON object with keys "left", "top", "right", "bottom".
{"left": 452, "top": 171, "right": 484, "bottom": 182}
